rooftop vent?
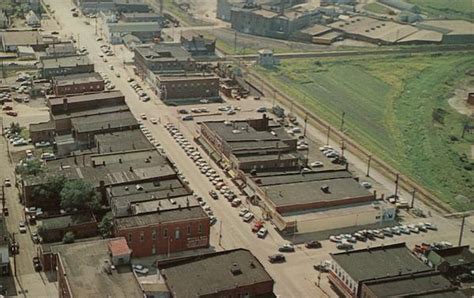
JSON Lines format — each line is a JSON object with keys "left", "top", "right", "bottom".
{"left": 321, "top": 185, "right": 330, "bottom": 193}
{"left": 230, "top": 263, "right": 242, "bottom": 275}
{"left": 136, "top": 184, "right": 143, "bottom": 191}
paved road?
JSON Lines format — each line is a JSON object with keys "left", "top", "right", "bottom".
{"left": 34, "top": 0, "right": 474, "bottom": 297}
{"left": 44, "top": 0, "right": 329, "bottom": 296}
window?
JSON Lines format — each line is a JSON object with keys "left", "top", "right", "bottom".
{"left": 175, "top": 228, "right": 180, "bottom": 240}
{"left": 198, "top": 224, "right": 203, "bottom": 234}
{"left": 163, "top": 228, "right": 168, "bottom": 238}
{"left": 128, "top": 233, "right": 132, "bottom": 242}
{"left": 152, "top": 229, "right": 156, "bottom": 240}
{"left": 187, "top": 225, "right": 191, "bottom": 235}
{"left": 140, "top": 232, "right": 144, "bottom": 242}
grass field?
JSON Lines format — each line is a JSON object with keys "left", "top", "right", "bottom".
{"left": 407, "top": 0, "right": 473, "bottom": 20}
{"left": 256, "top": 53, "right": 474, "bottom": 211}
{"left": 363, "top": 3, "right": 393, "bottom": 14}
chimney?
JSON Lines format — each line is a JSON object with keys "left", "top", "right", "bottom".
{"left": 129, "top": 166, "right": 133, "bottom": 172}
{"left": 92, "top": 160, "right": 96, "bottom": 167}
{"left": 102, "top": 160, "right": 106, "bottom": 166}
{"left": 63, "top": 97, "right": 68, "bottom": 111}
{"left": 119, "top": 158, "right": 122, "bottom": 164}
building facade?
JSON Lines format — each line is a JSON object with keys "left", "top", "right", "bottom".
{"left": 52, "top": 72, "right": 105, "bottom": 96}
{"left": 157, "top": 74, "right": 220, "bottom": 102}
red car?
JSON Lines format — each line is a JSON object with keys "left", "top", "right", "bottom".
{"left": 2, "top": 105, "right": 12, "bottom": 111}
{"left": 6, "top": 111, "right": 17, "bottom": 116}
{"left": 252, "top": 220, "right": 264, "bottom": 233}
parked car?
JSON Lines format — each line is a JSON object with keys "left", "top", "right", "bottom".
{"left": 336, "top": 242, "right": 353, "bottom": 250}
{"left": 4, "top": 178, "right": 11, "bottom": 187}
{"left": 181, "top": 115, "right": 193, "bottom": 121}
{"left": 19, "top": 221, "right": 27, "bottom": 233}
{"left": 305, "top": 240, "right": 322, "bottom": 249}
{"left": 278, "top": 244, "right": 295, "bottom": 253}
{"left": 243, "top": 212, "right": 254, "bottom": 222}
{"left": 257, "top": 227, "right": 268, "bottom": 239}
{"left": 231, "top": 198, "right": 241, "bottom": 207}
{"left": 360, "top": 181, "right": 372, "bottom": 189}
{"left": 140, "top": 113, "right": 147, "bottom": 120}
{"left": 33, "top": 256, "right": 42, "bottom": 271}
{"left": 239, "top": 208, "right": 249, "bottom": 217}
{"left": 209, "top": 190, "right": 218, "bottom": 200}
{"left": 6, "top": 111, "right": 18, "bottom": 117}
{"left": 133, "top": 264, "right": 149, "bottom": 275}
{"left": 310, "top": 161, "right": 324, "bottom": 168}
{"left": 268, "top": 254, "right": 286, "bottom": 263}
{"left": 313, "top": 261, "right": 331, "bottom": 272}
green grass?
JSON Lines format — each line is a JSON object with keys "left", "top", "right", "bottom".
{"left": 256, "top": 54, "right": 474, "bottom": 211}
{"left": 407, "top": 0, "right": 474, "bottom": 20}
{"left": 363, "top": 3, "right": 393, "bottom": 14}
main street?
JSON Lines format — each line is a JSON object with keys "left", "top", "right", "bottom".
{"left": 32, "top": 0, "right": 474, "bottom": 297}
{"left": 43, "top": 0, "right": 329, "bottom": 296}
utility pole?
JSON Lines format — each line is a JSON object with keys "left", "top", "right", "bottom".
{"left": 410, "top": 188, "right": 416, "bottom": 208}
{"left": 326, "top": 126, "right": 330, "bottom": 145}
{"left": 234, "top": 31, "right": 237, "bottom": 54}
{"left": 366, "top": 155, "right": 372, "bottom": 177}
{"left": 340, "top": 111, "right": 345, "bottom": 131}
{"left": 341, "top": 140, "right": 345, "bottom": 158}
{"left": 303, "top": 113, "right": 308, "bottom": 137}
{"left": 218, "top": 220, "right": 223, "bottom": 247}
{"left": 458, "top": 215, "right": 467, "bottom": 246}
{"left": 394, "top": 173, "right": 400, "bottom": 198}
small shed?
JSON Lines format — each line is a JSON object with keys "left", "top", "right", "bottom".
{"left": 108, "top": 238, "right": 132, "bottom": 266}
{"left": 257, "top": 49, "right": 275, "bottom": 66}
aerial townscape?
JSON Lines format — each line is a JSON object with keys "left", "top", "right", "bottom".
{"left": 0, "top": 0, "right": 473, "bottom": 297}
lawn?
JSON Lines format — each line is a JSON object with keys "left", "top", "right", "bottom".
{"left": 256, "top": 53, "right": 474, "bottom": 211}
{"left": 363, "top": 3, "right": 393, "bottom": 14}
{"left": 407, "top": 0, "right": 473, "bottom": 20}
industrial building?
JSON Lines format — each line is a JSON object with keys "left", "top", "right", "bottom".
{"left": 0, "top": 30, "right": 45, "bottom": 52}
{"left": 416, "top": 20, "right": 474, "bottom": 44}
{"left": 157, "top": 73, "right": 220, "bottom": 104}
{"left": 230, "top": 3, "right": 320, "bottom": 39}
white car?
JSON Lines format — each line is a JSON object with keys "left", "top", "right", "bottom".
{"left": 140, "top": 113, "right": 147, "bottom": 120}
{"left": 19, "top": 221, "right": 27, "bottom": 233}
{"left": 243, "top": 212, "right": 254, "bottom": 222}
{"left": 257, "top": 227, "right": 268, "bottom": 238}
{"left": 150, "top": 118, "right": 158, "bottom": 124}
{"left": 310, "top": 161, "right": 324, "bottom": 168}
{"left": 239, "top": 208, "right": 249, "bottom": 217}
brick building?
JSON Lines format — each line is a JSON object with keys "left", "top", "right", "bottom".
{"left": 134, "top": 43, "right": 196, "bottom": 79}
{"left": 39, "top": 55, "right": 94, "bottom": 79}
{"left": 109, "top": 179, "right": 210, "bottom": 257}
{"left": 37, "top": 212, "right": 98, "bottom": 243}
{"left": 156, "top": 249, "right": 275, "bottom": 297}
{"left": 199, "top": 115, "right": 300, "bottom": 172}
{"left": 29, "top": 120, "right": 55, "bottom": 143}
{"left": 157, "top": 73, "right": 220, "bottom": 103}
{"left": 51, "top": 72, "right": 105, "bottom": 96}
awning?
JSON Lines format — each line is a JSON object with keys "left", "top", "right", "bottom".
{"left": 227, "top": 169, "right": 236, "bottom": 178}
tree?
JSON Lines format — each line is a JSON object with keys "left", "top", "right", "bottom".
{"left": 16, "top": 159, "right": 43, "bottom": 176}
{"left": 9, "top": 122, "right": 21, "bottom": 135}
{"left": 62, "top": 231, "right": 75, "bottom": 244}
{"left": 32, "top": 175, "right": 66, "bottom": 207}
{"left": 60, "top": 180, "right": 99, "bottom": 211}
{"left": 98, "top": 213, "right": 113, "bottom": 239}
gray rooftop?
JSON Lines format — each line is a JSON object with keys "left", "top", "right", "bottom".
{"left": 1, "top": 30, "right": 43, "bottom": 46}
{"left": 71, "top": 110, "right": 137, "bottom": 133}
{"left": 363, "top": 271, "right": 456, "bottom": 297}
{"left": 94, "top": 130, "right": 153, "bottom": 154}
{"left": 52, "top": 105, "right": 129, "bottom": 121}
{"left": 135, "top": 43, "right": 192, "bottom": 62}
{"left": 39, "top": 213, "right": 95, "bottom": 230}
{"left": 52, "top": 238, "right": 143, "bottom": 297}
{"left": 158, "top": 249, "right": 274, "bottom": 297}
{"left": 23, "top": 149, "right": 175, "bottom": 188}
{"left": 115, "top": 205, "right": 207, "bottom": 229}
{"left": 40, "top": 55, "right": 92, "bottom": 69}
{"left": 331, "top": 243, "right": 430, "bottom": 282}
{"left": 53, "top": 72, "right": 103, "bottom": 86}
{"left": 204, "top": 121, "right": 280, "bottom": 142}
{"left": 107, "top": 22, "right": 161, "bottom": 33}
{"left": 48, "top": 90, "right": 124, "bottom": 107}
{"left": 254, "top": 170, "right": 353, "bottom": 186}
{"left": 30, "top": 120, "right": 54, "bottom": 132}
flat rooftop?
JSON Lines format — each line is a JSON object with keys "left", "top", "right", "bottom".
{"left": 300, "top": 23, "right": 332, "bottom": 36}
{"left": 53, "top": 72, "right": 103, "bottom": 86}
{"left": 329, "top": 16, "right": 419, "bottom": 43}
{"left": 71, "top": 110, "right": 137, "bottom": 133}
{"left": 363, "top": 271, "right": 456, "bottom": 297}
{"left": 263, "top": 177, "right": 373, "bottom": 208}
{"left": 157, "top": 73, "right": 219, "bottom": 81}
{"left": 52, "top": 105, "right": 129, "bottom": 120}
{"left": 254, "top": 170, "right": 353, "bottom": 186}
{"left": 39, "top": 212, "right": 95, "bottom": 230}
{"left": 48, "top": 90, "right": 124, "bottom": 107}
{"left": 331, "top": 242, "right": 430, "bottom": 282}
{"left": 107, "top": 22, "right": 161, "bottom": 33}
{"left": 1, "top": 30, "right": 43, "bottom": 46}
{"left": 203, "top": 120, "right": 286, "bottom": 143}
{"left": 115, "top": 205, "right": 207, "bottom": 229}
{"left": 52, "top": 238, "right": 143, "bottom": 297}
{"left": 158, "top": 249, "right": 274, "bottom": 297}
{"left": 418, "top": 20, "right": 474, "bottom": 35}
{"left": 135, "top": 43, "right": 192, "bottom": 62}
{"left": 23, "top": 149, "right": 175, "bottom": 188}
{"left": 94, "top": 130, "right": 154, "bottom": 154}
{"left": 40, "top": 55, "right": 92, "bottom": 69}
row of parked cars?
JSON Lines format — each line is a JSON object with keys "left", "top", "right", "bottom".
{"left": 318, "top": 145, "right": 347, "bottom": 165}
{"left": 98, "top": 72, "right": 115, "bottom": 91}
{"left": 165, "top": 123, "right": 221, "bottom": 225}
{"left": 129, "top": 78, "right": 150, "bottom": 102}
{"left": 329, "top": 222, "right": 438, "bottom": 250}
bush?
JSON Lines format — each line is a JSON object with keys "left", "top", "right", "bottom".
{"left": 62, "top": 231, "right": 75, "bottom": 244}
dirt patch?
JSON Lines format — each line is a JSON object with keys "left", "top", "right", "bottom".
{"left": 447, "top": 81, "right": 474, "bottom": 116}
